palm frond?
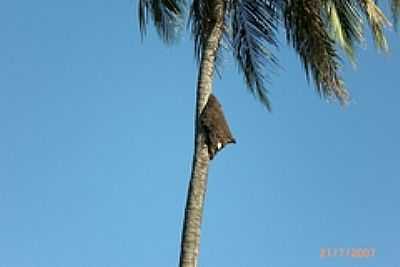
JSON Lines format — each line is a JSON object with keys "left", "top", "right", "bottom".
{"left": 190, "top": 0, "right": 223, "bottom": 60}
{"left": 230, "top": 0, "right": 279, "bottom": 110}
{"left": 284, "top": 0, "right": 349, "bottom": 104}
{"left": 358, "top": 0, "right": 391, "bottom": 51}
{"left": 138, "top": 0, "right": 186, "bottom": 43}
{"left": 392, "top": 0, "right": 400, "bottom": 29}
{"left": 189, "top": 0, "right": 205, "bottom": 60}
{"left": 324, "top": 0, "right": 364, "bottom": 64}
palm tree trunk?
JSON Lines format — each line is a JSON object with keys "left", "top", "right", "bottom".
{"left": 179, "top": 1, "right": 225, "bottom": 267}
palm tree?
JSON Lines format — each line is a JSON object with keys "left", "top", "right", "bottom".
{"left": 138, "top": 0, "right": 398, "bottom": 266}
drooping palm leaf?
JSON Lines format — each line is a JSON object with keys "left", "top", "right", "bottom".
{"left": 189, "top": 0, "right": 207, "bottom": 60}
{"left": 357, "top": 0, "right": 391, "bottom": 51}
{"left": 189, "top": 0, "right": 227, "bottom": 79}
{"left": 230, "top": 0, "right": 279, "bottom": 110}
{"left": 189, "top": 0, "right": 226, "bottom": 60}
{"left": 284, "top": 0, "right": 349, "bottom": 104}
{"left": 324, "top": 0, "right": 364, "bottom": 64}
{"left": 138, "top": 0, "right": 186, "bottom": 43}
{"left": 391, "top": 0, "right": 400, "bottom": 29}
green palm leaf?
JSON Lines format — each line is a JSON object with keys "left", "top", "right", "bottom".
{"left": 284, "top": 0, "right": 349, "bottom": 104}
{"left": 230, "top": 0, "right": 279, "bottom": 110}
{"left": 391, "top": 0, "right": 400, "bottom": 29}
{"left": 358, "top": 0, "right": 391, "bottom": 51}
{"left": 324, "top": 0, "right": 364, "bottom": 64}
{"left": 189, "top": 0, "right": 210, "bottom": 60}
{"left": 138, "top": 0, "right": 186, "bottom": 43}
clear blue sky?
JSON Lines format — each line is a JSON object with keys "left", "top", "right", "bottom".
{"left": 0, "top": 1, "right": 399, "bottom": 267}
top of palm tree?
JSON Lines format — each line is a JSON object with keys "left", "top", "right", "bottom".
{"left": 138, "top": 0, "right": 398, "bottom": 110}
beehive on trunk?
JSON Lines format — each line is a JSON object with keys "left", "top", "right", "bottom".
{"left": 200, "top": 94, "right": 236, "bottom": 160}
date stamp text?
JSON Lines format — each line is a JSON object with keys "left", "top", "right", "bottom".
{"left": 320, "top": 248, "right": 375, "bottom": 258}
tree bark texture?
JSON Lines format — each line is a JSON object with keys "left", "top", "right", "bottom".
{"left": 179, "top": 1, "right": 225, "bottom": 267}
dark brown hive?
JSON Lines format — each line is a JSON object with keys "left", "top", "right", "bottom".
{"left": 200, "top": 94, "right": 236, "bottom": 160}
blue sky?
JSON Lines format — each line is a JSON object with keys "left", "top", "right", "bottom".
{"left": 0, "top": 1, "right": 399, "bottom": 267}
